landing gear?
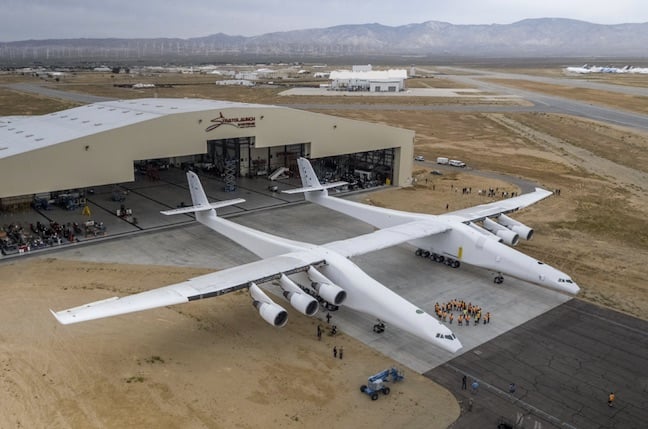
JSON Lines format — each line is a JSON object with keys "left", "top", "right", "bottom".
{"left": 373, "top": 320, "right": 385, "bottom": 333}
{"left": 414, "top": 249, "right": 461, "bottom": 268}
{"left": 494, "top": 275, "right": 504, "bottom": 284}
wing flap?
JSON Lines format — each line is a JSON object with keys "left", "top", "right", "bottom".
{"left": 51, "top": 253, "right": 325, "bottom": 325}
{"left": 447, "top": 188, "right": 553, "bottom": 222}
{"left": 324, "top": 220, "right": 448, "bottom": 258}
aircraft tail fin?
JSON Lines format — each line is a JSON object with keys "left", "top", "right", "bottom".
{"left": 282, "top": 158, "right": 347, "bottom": 196}
{"left": 160, "top": 171, "right": 244, "bottom": 217}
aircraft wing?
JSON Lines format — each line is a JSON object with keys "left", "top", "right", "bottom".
{"left": 446, "top": 188, "right": 553, "bottom": 222}
{"left": 324, "top": 220, "right": 448, "bottom": 258}
{"left": 50, "top": 252, "right": 324, "bottom": 325}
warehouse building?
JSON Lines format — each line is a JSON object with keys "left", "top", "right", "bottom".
{"left": 329, "top": 65, "right": 408, "bottom": 92}
{"left": 0, "top": 98, "right": 415, "bottom": 201}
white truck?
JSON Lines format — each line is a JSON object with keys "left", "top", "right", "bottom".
{"left": 449, "top": 159, "right": 466, "bottom": 167}
{"left": 436, "top": 157, "right": 449, "bottom": 165}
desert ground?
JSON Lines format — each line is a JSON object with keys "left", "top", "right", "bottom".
{"left": 1, "top": 66, "right": 647, "bottom": 427}
{"left": 0, "top": 259, "right": 458, "bottom": 429}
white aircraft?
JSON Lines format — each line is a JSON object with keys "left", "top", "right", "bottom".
{"left": 284, "top": 158, "right": 579, "bottom": 295}
{"left": 51, "top": 171, "right": 462, "bottom": 353}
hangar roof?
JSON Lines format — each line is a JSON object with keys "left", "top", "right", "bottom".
{"left": 329, "top": 69, "right": 407, "bottom": 80}
{"left": 0, "top": 98, "right": 276, "bottom": 159}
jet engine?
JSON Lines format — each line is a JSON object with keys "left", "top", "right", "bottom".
{"left": 483, "top": 218, "right": 519, "bottom": 246}
{"left": 468, "top": 222, "right": 503, "bottom": 242}
{"left": 249, "top": 282, "right": 288, "bottom": 327}
{"left": 307, "top": 267, "right": 347, "bottom": 305}
{"left": 497, "top": 214, "right": 534, "bottom": 240}
{"left": 279, "top": 274, "right": 319, "bottom": 317}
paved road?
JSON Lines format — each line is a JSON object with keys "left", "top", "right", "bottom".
{"left": 4, "top": 82, "right": 113, "bottom": 104}
{"left": 427, "top": 299, "right": 648, "bottom": 429}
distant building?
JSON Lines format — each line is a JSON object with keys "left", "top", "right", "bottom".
{"left": 329, "top": 65, "right": 407, "bottom": 92}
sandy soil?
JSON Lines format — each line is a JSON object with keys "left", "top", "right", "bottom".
{"left": 0, "top": 259, "right": 458, "bottom": 429}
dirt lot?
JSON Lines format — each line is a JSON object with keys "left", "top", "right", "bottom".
{"left": 2, "top": 68, "right": 648, "bottom": 427}
{"left": 0, "top": 259, "right": 458, "bottom": 429}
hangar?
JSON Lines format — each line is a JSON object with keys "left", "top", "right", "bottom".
{"left": 0, "top": 98, "right": 415, "bottom": 201}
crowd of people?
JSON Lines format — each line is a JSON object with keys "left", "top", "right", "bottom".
{"left": 434, "top": 299, "right": 491, "bottom": 326}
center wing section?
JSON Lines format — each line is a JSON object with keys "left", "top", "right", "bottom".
{"left": 447, "top": 188, "right": 553, "bottom": 222}
{"left": 51, "top": 252, "right": 324, "bottom": 325}
{"left": 324, "top": 220, "right": 448, "bottom": 258}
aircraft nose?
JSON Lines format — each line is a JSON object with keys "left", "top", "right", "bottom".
{"left": 565, "top": 282, "right": 580, "bottom": 295}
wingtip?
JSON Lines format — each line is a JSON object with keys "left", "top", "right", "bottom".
{"left": 50, "top": 308, "right": 66, "bottom": 325}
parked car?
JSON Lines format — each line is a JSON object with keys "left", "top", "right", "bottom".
{"left": 414, "top": 155, "right": 425, "bottom": 161}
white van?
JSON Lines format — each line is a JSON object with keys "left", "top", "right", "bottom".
{"left": 436, "top": 157, "right": 449, "bottom": 165}
{"left": 449, "top": 159, "right": 466, "bottom": 167}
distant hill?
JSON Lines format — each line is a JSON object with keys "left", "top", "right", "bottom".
{"left": 2, "top": 18, "right": 647, "bottom": 65}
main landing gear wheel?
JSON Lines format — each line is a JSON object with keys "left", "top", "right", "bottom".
{"left": 494, "top": 276, "right": 504, "bottom": 284}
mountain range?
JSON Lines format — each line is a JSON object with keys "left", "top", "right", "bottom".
{"left": 1, "top": 18, "right": 647, "bottom": 65}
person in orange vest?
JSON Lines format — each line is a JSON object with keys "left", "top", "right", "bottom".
{"left": 608, "top": 392, "right": 615, "bottom": 407}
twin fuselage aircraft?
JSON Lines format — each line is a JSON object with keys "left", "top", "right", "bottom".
{"left": 51, "top": 157, "right": 579, "bottom": 354}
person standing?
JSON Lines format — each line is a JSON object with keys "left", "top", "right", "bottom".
{"left": 339, "top": 346, "right": 344, "bottom": 360}
{"left": 608, "top": 392, "right": 615, "bottom": 407}
{"left": 461, "top": 375, "right": 467, "bottom": 390}
{"left": 333, "top": 346, "right": 337, "bottom": 358}
{"left": 317, "top": 324, "right": 322, "bottom": 340}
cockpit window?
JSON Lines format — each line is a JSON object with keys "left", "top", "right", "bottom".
{"left": 537, "top": 261, "right": 545, "bottom": 265}
{"left": 445, "top": 335, "right": 453, "bottom": 340}
{"left": 558, "top": 278, "right": 574, "bottom": 283}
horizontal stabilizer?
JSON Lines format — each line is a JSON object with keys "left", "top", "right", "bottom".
{"left": 282, "top": 181, "right": 347, "bottom": 194}
{"left": 160, "top": 198, "right": 245, "bottom": 215}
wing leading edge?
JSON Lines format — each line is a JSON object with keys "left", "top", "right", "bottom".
{"left": 51, "top": 252, "right": 324, "bottom": 325}
{"left": 324, "top": 220, "right": 449, "bottom": 258}
{"left": 446, "top": 188, "right": 553, "bottom": 222}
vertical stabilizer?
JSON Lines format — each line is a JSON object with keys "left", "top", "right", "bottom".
{"left": 297, "top": 157, "right": 323, "bottom": 189}
{"left": 296, "top": 157, "right": 327, "bottom": 199}
{"left": 187, "top": 171, "right": 210, "bottom": 208}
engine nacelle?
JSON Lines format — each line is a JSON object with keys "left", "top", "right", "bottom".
{"left": 311, "top": 282, "right": 347, "bottom": 305}
{"left": 483, "top": 218, "right": 519, "bottom": 246}
{"left": 468, "top": 222, "right": 503, "bottom": 242}
{"left": 279, "top": 274, "right": 318, "bottom": 316}
{"left": 497, "top": 214, "right": 534, "bottom": 240}
{"left": 283, "top": 291, "right": 319, "bottom": 316}
{"left": 249, "top": 283, "right": 288, "bottom": 327}
{"left": 307, "top": 267, "right": 347, "bottom": 305}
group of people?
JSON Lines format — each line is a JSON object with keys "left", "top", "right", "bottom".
{"left": 434, "top": 299, "right": 491, "bottom": 326}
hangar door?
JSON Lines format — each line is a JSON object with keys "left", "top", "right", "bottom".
{"left": 207, "top": 138, "right": 306, "bottom": 177}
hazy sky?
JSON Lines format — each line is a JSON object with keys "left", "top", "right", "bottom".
{"left": 1, "top": 0, "right": 646, "bottom": 42}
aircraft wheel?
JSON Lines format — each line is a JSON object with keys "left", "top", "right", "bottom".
{"left": 422, "top": 251, "right": 430, "bottom": 258}
{"left": 437, "top": 256, "right": 445, "bottom": 263}
{"left": 371, "top": 393, "right": 379, "bottom": 401}
{"left": 415, "top": 249, "right": 423, "bottom": 257}
{"left": 452, "top": 260, "right": 461, "bottom": 268}
{"left": 494, "top": 276, "right": 504, "bottom": 284}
